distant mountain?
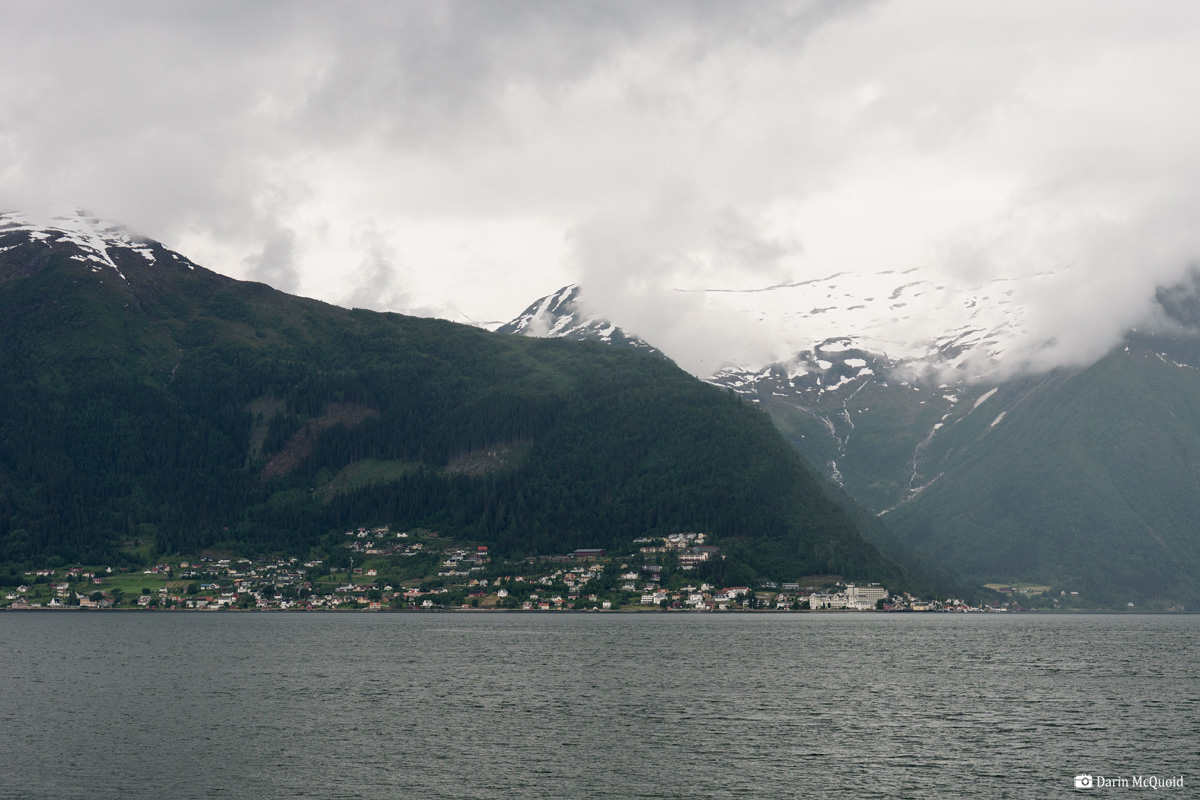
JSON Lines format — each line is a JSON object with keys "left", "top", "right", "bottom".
{"left": 675, "top": 264, "right": 1066, "bottom": 378}
{"left": 503, "top": 281, "right": 1200, "bottom": 607}
{"left": 0, "top": 209, "right": 928, "bottom": 592}
{"left": 495, "top": 285, "right": 665, "bottom": 358}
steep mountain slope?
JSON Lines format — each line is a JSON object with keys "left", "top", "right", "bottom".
{"left": 0, "top": 210, "right": 915, "bottom": 590}
{"left": 504, "top": 283, "right": 1200, "bottom": 606}
{"left": 881, "top": 343, "right": 1200, "bottom": 604}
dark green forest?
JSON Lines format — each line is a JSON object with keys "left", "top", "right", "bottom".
{"left": 0, "top": 237, "right": 914, "bottom": 589}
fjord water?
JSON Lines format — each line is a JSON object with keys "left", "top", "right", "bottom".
{"left": 1, "top": 613, "right": 1195, "bottom": 799}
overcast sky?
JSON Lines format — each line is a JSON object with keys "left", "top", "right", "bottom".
{"left": 4, "top": 1, "right": 1200, "bottom": 376}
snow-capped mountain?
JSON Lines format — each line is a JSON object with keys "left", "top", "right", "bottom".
{"left": 686, "top": 263, "right": 1072, "bottom": 381}
{"left": 0, "top": 207, "right": 200, "bottom": 279}
{"left": 495, "top": 284, "right": 665, "bottom": 358}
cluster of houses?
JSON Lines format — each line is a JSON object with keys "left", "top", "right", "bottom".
{"left": 4, "top": 568, "right": 995, "bottom": 612}
{"left": 630, "top": 582, "right": 891, "bottom": 611}
{"left": 630, "top": 584, "right": 1001, "bottom": 613}
{"left": 345, "top": 527, "right": 426, "bottom": 558}
{"left": 634, "top": 533, "right": 721, "bottom": 570}
{"left": 438, "top": 546, "right": 490, "bottom": 577}
{"left": 3, "top": 527, "right": 1015, "bottom": 612}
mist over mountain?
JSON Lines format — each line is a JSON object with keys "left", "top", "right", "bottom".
{"left": 562, "top": 254, "right": 1200, "bottom": 385}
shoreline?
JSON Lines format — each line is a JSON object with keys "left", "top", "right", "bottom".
{"left": 3, "top": 605, "right": 1192, "bottom": 615}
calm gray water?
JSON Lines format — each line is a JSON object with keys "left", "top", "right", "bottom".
{"left": 1, "top": 612, "right": 1196, "bottom": 799}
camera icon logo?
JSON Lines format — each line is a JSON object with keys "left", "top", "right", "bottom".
{"left": 1075, "top": 775, "right": 1094, "bottom": 789}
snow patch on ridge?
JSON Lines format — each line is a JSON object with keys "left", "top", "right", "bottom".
{"left": 972, "top": 388, "right": 999, "bottom": 410}
{"left": 0, "top": 206, "right": 172, "bottom": 279}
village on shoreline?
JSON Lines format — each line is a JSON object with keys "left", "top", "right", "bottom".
{"left": 3, "top": 526, "right": 1037, "bottom": 613}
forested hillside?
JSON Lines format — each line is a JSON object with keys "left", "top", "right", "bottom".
{"left": 0, "top": 225, "right": 921, "bottom": 591}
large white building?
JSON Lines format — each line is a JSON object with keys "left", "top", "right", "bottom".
{"left": 809, "top": 584, "right": 889, "bottom": 610}
{"left": 846, "top": 584, "right": 888, "bottom": 604}
{"left": 807, "top": 592, "right": 848, "bottom": 610}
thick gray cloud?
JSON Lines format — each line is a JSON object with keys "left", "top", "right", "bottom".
{"left": 569, "top": 191, "right": 799, "bottom": 374}
{"left": 244, "top": 228, "right": 300, "bottom": 294}
{"left": 3, "top": 1, "right": 1200, "bottom": 378}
